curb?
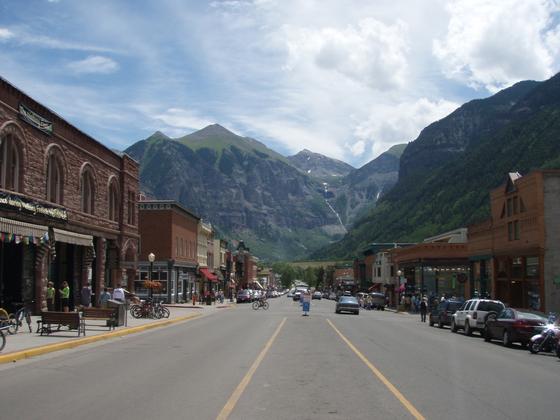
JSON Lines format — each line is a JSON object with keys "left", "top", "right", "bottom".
{"left": 0, "top": 313, "right": 202, "bottom": 365}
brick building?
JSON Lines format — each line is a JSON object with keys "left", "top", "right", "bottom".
{"left": 468, "top": 171, "right": 560, "bottom": 313}
{"left": 138, "top": 200, "right": 199, "bottom": 303}
{"left": 0, "top": 77, "right": 139, "bottom": 313}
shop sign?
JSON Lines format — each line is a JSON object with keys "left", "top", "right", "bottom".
{"left": 18, "top": 103, "right": 53, "bottom": 135}
{"left": 0, "top": 192, "right": 67, "bottom": 221}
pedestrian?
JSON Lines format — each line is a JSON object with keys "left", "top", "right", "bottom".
{"left": 420, "top": 296, "right": 428, "bottom": 322}
{"left": 59, "top": 281, "right": 70, "bottom": 312}
{"left": 113, "top": 283, "right": 125, "bottom": 302}
{"left": 80, "top": 282, "right": 92, "bottom": 308}
{"left": 98, "top": 287, "right": 111, "bottom": 308}
{"left": 219, "top": 290, "right": 224, "bottom": 304}
{"left": 46, "top": 280, "right": 55, "bottom": 311}
{"left": 301, "top": 290, "right": 311, "bottom": 316}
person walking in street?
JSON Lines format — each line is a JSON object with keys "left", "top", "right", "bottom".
{"left": 80, "top": 282, "right": 92, "bottom": 308}
{"left": 98, "top": 287, "right": 111, "bottom": 308}
{"left": 301, "top": 290, "right": 311, "bottom": 316}
{"left": 46, "top": 281, "right": 55, "bottom": 311}
{"left": 59, "top": 281, "right": 70, "bottom": 312}
{"left": 420, "top": 296, "right": 428, "bottom": 322}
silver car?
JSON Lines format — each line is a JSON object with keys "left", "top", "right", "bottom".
{"left": 335, "top": 296, "right": 360, "bottom": 315}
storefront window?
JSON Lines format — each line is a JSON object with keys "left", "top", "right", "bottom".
{"left": 511, "top": 257, "right": 523, "bottom": 278}
{"left": 526, "top": 257, "right": 539, "bottom": 278}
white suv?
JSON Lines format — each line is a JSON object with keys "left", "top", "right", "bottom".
{"left": 451, "top": 299, "right": 505, "bottom": 336}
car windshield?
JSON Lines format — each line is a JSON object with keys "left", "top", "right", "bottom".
{"left": 339, "top": 297, "right": 357, "bottom": 303}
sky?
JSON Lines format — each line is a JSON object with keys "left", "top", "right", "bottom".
{"left": 1, "top": 0, "right": 559, "bottom": 168}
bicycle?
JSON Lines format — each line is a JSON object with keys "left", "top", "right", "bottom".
{"left": 0, "top": 308, "right": 16, "bottom": 335}
{"left": 252, "top": 298, "right": 269, "bottom": 310}
{"left": 12, "top": 301, "right": 34, "bottom": 333}
{"left": 153, "top": 301, "right": 170, "bottom": 319}
{"left": 0, "top": 324, "right": 8, "bottom": 352}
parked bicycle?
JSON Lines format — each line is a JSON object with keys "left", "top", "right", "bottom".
{"left": 252, "top": 297, "right": 269, "bottom": 310}
{"left": 11, "top": 300, "right": 34, "bottom": 333}
{"left": 130, "top": 298, "right": 170, "bottom": 319}
{"left": 0, "top": 324, "right": 8, "bottom": 352}
{"left": 0, "top": 307, "right": 16, "bottom": 335}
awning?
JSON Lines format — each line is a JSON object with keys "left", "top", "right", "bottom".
{"left": 0, "top": 217, "right": 48, "bottom": 238}
{"left": 199, "top": 267, "right": 218, "bottom": 282}
{"left": 53, "top": 228, "right": 93, "bottom": 247}
{"left": 253, "top": 280, "right": 264, "bottom": 290}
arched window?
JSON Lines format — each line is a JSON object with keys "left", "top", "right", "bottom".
{"left": 46, "top": 152, "right": 63, "bottom": 204}
{"left": 108, "top": 180, "right": 119, "bottom": 222}
{"left": 0, "top": 134, "right": 21, "bottom": 192}
{"left": 81, "top": 169, "right": 95, "bottom": 214}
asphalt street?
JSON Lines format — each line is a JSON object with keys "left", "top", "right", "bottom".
{"left": 0, "top": 297, "right": 558, "bottom": 420}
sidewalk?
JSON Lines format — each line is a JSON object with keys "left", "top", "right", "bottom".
{"left": 0, "top": 302, "right": 234, "bottom": 364}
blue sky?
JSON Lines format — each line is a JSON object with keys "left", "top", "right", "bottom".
{"left": 1, "top": 0, "right": 559, "bottom": 167}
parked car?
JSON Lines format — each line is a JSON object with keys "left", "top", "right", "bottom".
{"left": 429, "top": 299, "right": 463, "bottom": 328}
{"left": 369, "top": 292, "right": 386, "bottom": 310}
{"left": 293, "top": 291, "right": 302, "bottom": 301}
{"left": 484, "top": 308, "right": 548, "bottom": 347}
{"left": 236, "top": 290, "right": 252, "bottom": 303}
{"left": 312, "top": 291, "right": 322, "bottom": 300}
{"left": 451, "top": 299, "right": 505, "bottom": 335}
{"left": 335, "top": 296, "right": 360, "bottom": 315}
{"left": 328, "top": 292, "right": 337, "bottom": 300}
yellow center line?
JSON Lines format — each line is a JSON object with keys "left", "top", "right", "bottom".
{"left": 216, "top": 317, "right": 287, "bottom": 420}
{"left": 326, "top": 318, "right": 425, "bottom": 420}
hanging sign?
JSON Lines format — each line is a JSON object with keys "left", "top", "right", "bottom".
{"left": 0, "top": 191, "right": 67, "bottom": 220}
{"left": 19, "top": 103, "right": 53, "bottom": 135}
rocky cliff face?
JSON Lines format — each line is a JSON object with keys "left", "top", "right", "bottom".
{"left": 125, "top": 125, "right": 403, "bottom": 261}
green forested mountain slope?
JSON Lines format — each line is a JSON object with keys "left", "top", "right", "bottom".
{"left": 312, "top": 73, "right": 560, "bottom": 259}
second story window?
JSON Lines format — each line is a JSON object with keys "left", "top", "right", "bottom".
{"left": 108, "top": 181, "right": 119, "bottom": 222}
{"left": 0, "top": 134, "right": 21, "bottom": 192}
{"left": 81, "top": 169, "right": 95, "bottom": 214}
{"left": 46, "top": 152, "right": 63, "bottom": 204}
{"left": 127, "top": 190, "right": 136, "bottom": 225}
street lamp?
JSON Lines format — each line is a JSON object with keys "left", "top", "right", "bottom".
{"left": 148, "top": 252, "right": 155, "bottom": 299}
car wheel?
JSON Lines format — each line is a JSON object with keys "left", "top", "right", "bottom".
{"left": 335, "top": 310, "right": 340, "bottom": 314}
{"left": 429, "top": 317, "right": 434, "bottom": 327}
{"left": 450, "top": 319, "right": 458, "bottom": 333}
{"left": 464, "top": 321, "right": 472, "bottom": 336}
{"left": 502, "top": 329, "right": 512, "bottom": 347}
{"left": 438, "top": 317, "right": 444, "bottom": 328}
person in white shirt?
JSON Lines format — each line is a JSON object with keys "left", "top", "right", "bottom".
{"left": 113, "top": 284, "right": 125, "bottom": 302}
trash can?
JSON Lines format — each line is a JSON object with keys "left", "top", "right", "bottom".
{"left": 206, "top": 295, "right": 212, "bottom": 305}
{"left": 107, "top": 299, "right": 126, "bottom": 326}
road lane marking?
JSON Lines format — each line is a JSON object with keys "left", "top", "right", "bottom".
{"left": 326, "top": 318, "right": 425, "bottom": 420}
{"left": 216, "top": 317, "right": 287, "bottom": 420}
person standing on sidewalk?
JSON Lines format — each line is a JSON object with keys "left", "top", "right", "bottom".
{"left": 98, "top": 287, "right": 111, "bottom": 308}
{"left": 420, "top": 296, "right": 427, "bottom": 322}
{"left": 46, "top": 281, "right": 55, "bottom": 311}
{"left": 59, "top": 281, "right": 70, "bottom": 312}
{"left": 80, "top": 282, "right": 92, "bottom": 308}
{"left": 113, "top": 284, "right": 125, "bottom": 302}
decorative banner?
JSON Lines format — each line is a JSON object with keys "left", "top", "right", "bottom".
{"left": 19, "top": 103, "right": 53, "bottom": 135}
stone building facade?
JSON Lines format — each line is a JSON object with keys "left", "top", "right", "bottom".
{"left": 0, "top": 77, "right": 139, "bottom": 312}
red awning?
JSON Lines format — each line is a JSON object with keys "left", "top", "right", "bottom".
{"left": 200, "top": 267, "right": 218, "bottom": 282}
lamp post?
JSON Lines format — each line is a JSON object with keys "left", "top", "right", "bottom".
{"left": 148, "top": 252, "right": 155, "bottom": 299}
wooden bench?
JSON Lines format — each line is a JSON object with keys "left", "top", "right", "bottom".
{"left": 37, "top": 311, "right": 85, "bottom": 336}
{"left": 82, "top": 307, "right": 116, "bottom": 330}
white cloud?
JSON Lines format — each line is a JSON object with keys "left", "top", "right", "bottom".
{"left": 153, "top": 108, "right": 215, "bottom": 134}
{"left": 347, "top": 140, "right": 365, "bottom": 157}
{"left": 354, "top": 98, "right": 459, "bottom": 159}
{"left": 282, "top": 18, "right": 409, "bottom": 90}
{"left": 0, "top": 28, "right": 14, "bottom": 41}
{"left": 67, "top": 55, "right": 119, "bottom": 74}
{"left": 433, "top": 0, "right": 560, "bottom": 92}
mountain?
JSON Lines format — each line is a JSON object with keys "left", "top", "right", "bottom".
{"left": 125, "top": 124, "right": 404, "bottom": 261}
{"left": 125, "top": 125, "right": 345, "bottom": 261}
{"left": 312, "top": 73, "right": 560, "bottom": 259}
{"left": 329, "top": 144, "right": 406, "bottom": 225}
{"left": 288, "top": 149, "right": 354, "bottom": 179}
